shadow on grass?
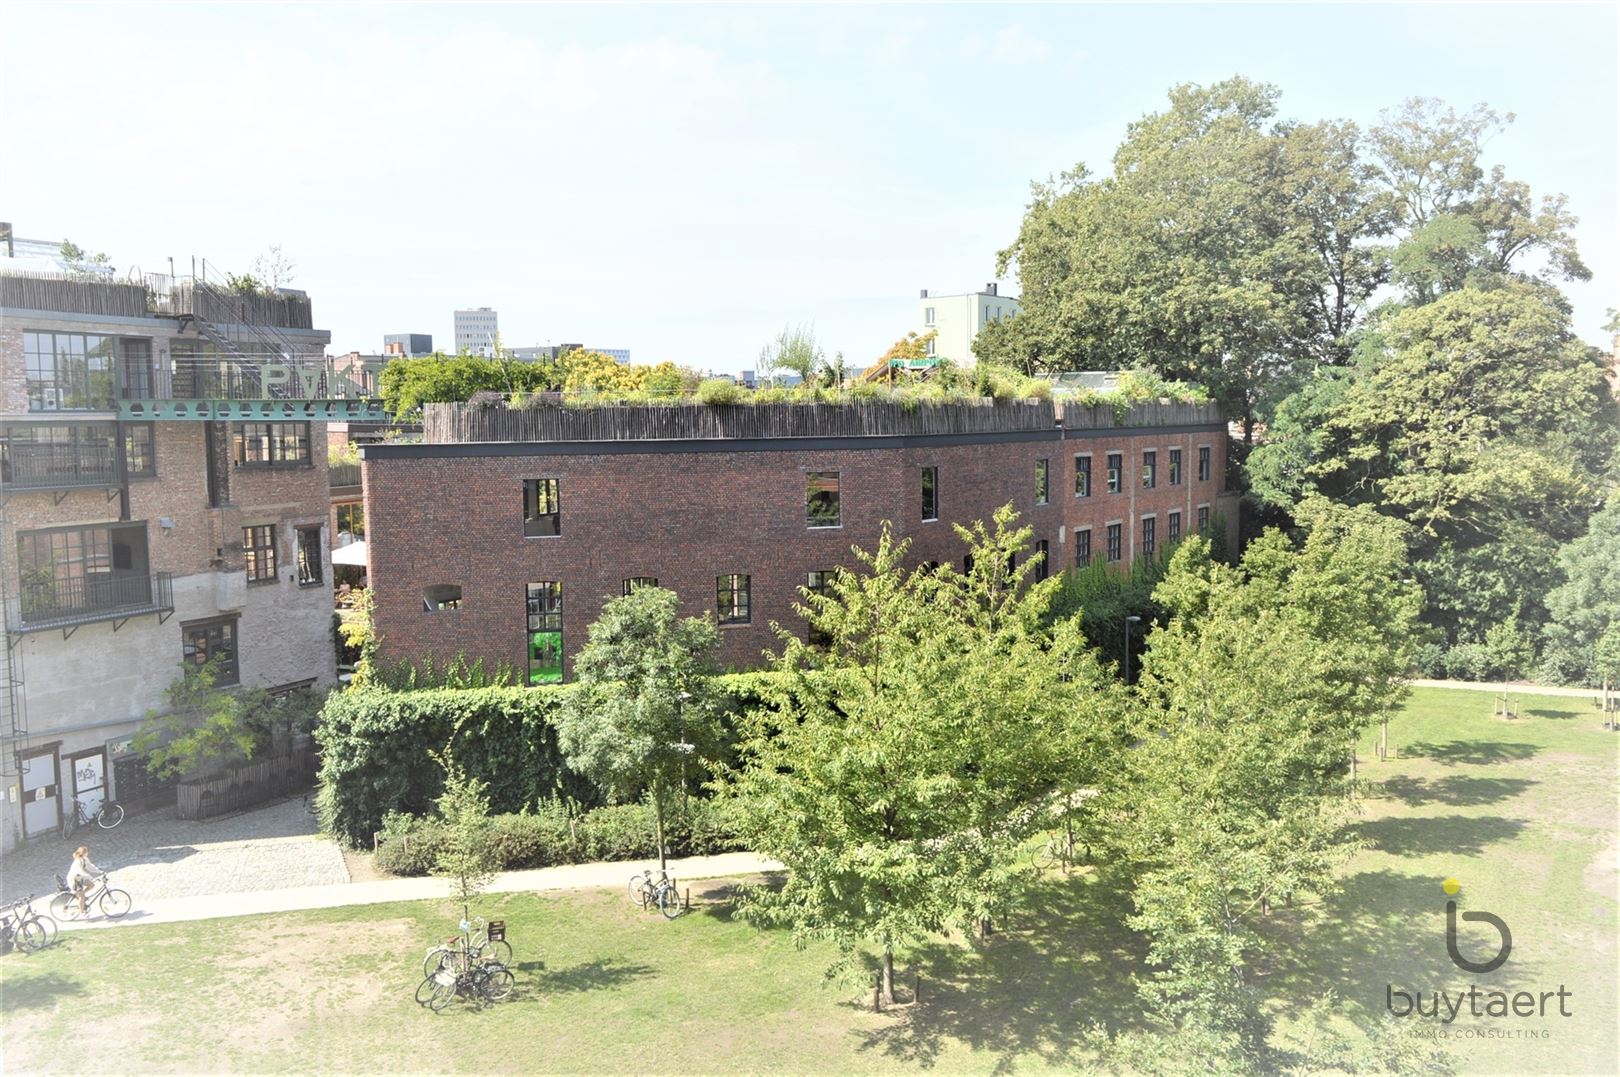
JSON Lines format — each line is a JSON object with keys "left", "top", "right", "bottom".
{"left": 1406, "top": 740, "right": 1539, "bottom": 766}
{"left": 853, "top": 870, "right": 1149, "bottom": 1070}
{"left": 1377, "top": 776, "right": 1538, "bottom": 807}
{"left": 537, "top": 958, "right": 654, "bottom": 994}
{"left": 1522, "top": 707, "right": 1581, "bottom": 720}
{"left": 0, "top": 970, "right": 87, "bottom": 1011}
{"left": 1356, "top": 814, "right": 1527, "bottom": 857}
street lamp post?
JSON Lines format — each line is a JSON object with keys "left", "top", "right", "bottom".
{"left": 1124, "top": 615, "right": 1142, "bottom": 684}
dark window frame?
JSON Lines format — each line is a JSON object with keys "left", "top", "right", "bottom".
{"left": 1142, "top": 451, "right": 1157, "bottom": 490}
{"left": 1106, "top": 522, "right": 1122, "bottom": 563}
{"left": 805, "top": 569, "right": 835, "bottom": 646}
{"left": 1035, "top": 459, "right": 1049, "bottom": 505}
{"left": 1198, "top": 505, "right": 1211, "bottom": 534}
{"left": 234, "top": 422, "right": 312, "bottom": 468}
{"left": 806, "top": 471, "right": 841, "bottom": 528}
{"left": 1106, "top": 452, "right": 1123, "bottom": 494}
{"left": 1074, "top": 454, "right": 1091, "bottom": 499}
{"left": 243, "top": 525, "right": 277, "bottom": 584}
{"left": 423, "top": 584, "right": 463, "bottom": 611}
{"left": 921, "top": 466, "right": 938, "bottom": 522}
{"left": 295, "top": 525, "right": 322, "bottom": 587}
{"left": 182, "top": 615, "right": 240, "bottom": 686}
{"left": 1198, "top": 445, "right": 1211, "bottom": 483}
{"left": 1169, "top": 448, "right": 1182, "bottom": 485}
{"left": 621, "top": 577, "right": 659, "bottom": 596}
{"left": 1167, "top": 511, "right": 1182, "bottom": 544}
{"left": 526, "top": 580, "right": 563, "bottom": 684}
{"left": 1033, "top": 539, "right": 1049, "bottom": 581}
{"left": 523, "top": 478, "right": 561, "bottom": 537}
{"left": 1074, "top": 527, "right": 1091, "bottom": 565}
{"left": 717, "top": 574, "right": 751, "bottom": 625}
{"left": 1142, "top": 515, "right": 1157, "bottom": 557}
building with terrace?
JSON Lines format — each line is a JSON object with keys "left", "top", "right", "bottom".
{"left": 0, "top": 253, "right": 369, "bottom": 851}
{"left": 361, "top": 398, "right": 1238, "bottom": 684}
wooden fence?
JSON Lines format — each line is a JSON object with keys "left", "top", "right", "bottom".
{"left": 175, "top": 748, "right": 316, "bottom": 821}
{"left": 0, "top": 271, "right": 151, "bottom": 318}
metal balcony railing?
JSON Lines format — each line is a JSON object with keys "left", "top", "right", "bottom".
{"left": 14, "top": 571, "right": 174, "bottom": 632}
{"left": 1, "top": 443, "right": 118, "bottom": 490}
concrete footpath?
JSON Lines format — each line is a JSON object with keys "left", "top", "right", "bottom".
{"left": 29, "top": 850, "right": 782, "bottom": 932}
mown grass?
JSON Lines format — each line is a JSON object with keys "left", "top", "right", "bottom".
{"left": 0, "top": 686, "right": 1613, "bottom": 1075}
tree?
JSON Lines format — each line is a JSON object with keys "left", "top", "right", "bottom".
{"left": 731, "top": 511, "right": 1119, "bottom": 1003}
{"left": 757, "top": 324, "right": 823, "bottom": 385}
{"left": 377, "top": 353, "right": 559, "bottom": 418}
{"left": 431, "top": 753, "right": 497, "bottom": 916}
{"left": 132, "top": 660, "right": 321, "bottom": 779}
{"left": 1540, "top": 499, "right": 1620, "bottom": 684}
{"left": 251, "top": 244, "right": 297, "bottom": 289}
{"left": 556, "top": 587, "right": 721, "bottom": 871}
{"left": 878, "top": 329, "right": 937, "bottom": 363}
{"left": 59, "top": 239, "right": 113, "bottom": 279}
{"left": 559, "top": 349, "right": 646, "bottom": 394}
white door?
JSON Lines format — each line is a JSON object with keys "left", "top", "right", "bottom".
{"left": 71, "top": 751, "right": 107, "bottom": 819}
{"left": 19, "top": 748, "right": 60, "bottom": 839}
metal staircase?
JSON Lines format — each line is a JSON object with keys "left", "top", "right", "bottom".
{"left": 0, "top": 507, "right": 28, "bottom": 778}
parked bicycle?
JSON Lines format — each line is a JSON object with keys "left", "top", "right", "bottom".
{"left": 50, "top": 871, "right": 132, "bottom": 921}
{"left": 414, "top": 945, "right": 515, "bottom": 1011}
{"left": 628, "top": 868, "right": 685, "bottom": 919}
{"left": 421, "top": 917, "right": 512, "bottom": 977}
{"left": 60, "top": 797, "right": 124, "bottom": 838}
{"left": 1, "top": 897, "right": 58, "bottom": 953}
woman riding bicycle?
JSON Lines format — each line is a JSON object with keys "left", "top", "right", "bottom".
{"left": 66, "top": 845, "right": 105, "bottom": 915}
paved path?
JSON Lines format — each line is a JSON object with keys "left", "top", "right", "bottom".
{"left": 25, "top": 850, "right": 781, "bottom": 931}
{"left": 1406, "top": 678, "right": 1608, "bottom": 700}
{"left": 0, "top": 795, "right": 348, "bottom": 907}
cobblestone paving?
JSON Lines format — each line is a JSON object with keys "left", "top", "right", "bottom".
{"left": 0, "top": 794, "right": 349, "bottom": 906}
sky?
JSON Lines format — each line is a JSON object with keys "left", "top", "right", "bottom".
{"left": 3, "top": 2, "right": 1615, "bottom": 372}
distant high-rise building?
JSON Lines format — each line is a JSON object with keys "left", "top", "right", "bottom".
{"left": 454, "top": 308, "right": 498, "bottom": 357}
{"left": 383, "top": 333, "right": 432, "bottom": 357}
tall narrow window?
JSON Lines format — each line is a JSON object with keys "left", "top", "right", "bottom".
{"left": 296, "top": 525, "right": 322, "bottom": 586}
{"left": 1142, "top": 516, "right": 1156, "bottom": 557}
{"left": 1142, "top": 451, "right": 1157, "bottom": 490}
{"left": 244, "top": 525, "right": 277, "bottom": 583}
{"left": 921, "top": 466, "right": 938, "bottom": 521}
{"left": 1198, "top": 446, "right": 1211, "bottom": 482}
{"left": 807, "top": 471, "right": 840, "bottom": 528}
{"left": 124, "top": 424, "right": 156, "bottom": 478}
{"left": 717, "top": 574, "right": 751, "bottom": 625}
{"left": 1035, "top": 459, "right": 1049, "bottom": 505}
{"left": 1106, "top": 452, "right": 1123, "bottom": 494}
{"left": 523, "top": 478, "right": 560, "bottom": 536}
{"left": 806, "top": 570, "right": 834, "bottom": 646}
{"left": 1074, "top": 454, "right": 1091, "bottom": 498}
{"left": 526, "top": 581, "right": 563, "bottom": 684}
{"left": 182, "top": 616, "right": 239, "bottom": 686}
{"left": 1033, "top": 539, "right": 1049, "bottom": 581}
{"left": 1106, "top": 523, "right": 1122, "bottom": 563}
{"left": 1169, "top": 448, "right": 1183, "bottom": 485}
{"left": 1074, "top": 528, "right": 1091, "bottom": 565}
{"left": 1167, "top": 511, "right": 1182, "bottom": 544}
{"left": 1198, "top": 505, "right": 1211, "bottom": 534}
{"left": 336, "top": 502, "right": 365, "bottom": 539}
{"left": 621, "top": 577, "right": 658, "bottom": 596}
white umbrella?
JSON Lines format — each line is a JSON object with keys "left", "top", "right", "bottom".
{"left": 331, "top": 540, "right": 367, "bottom": 567}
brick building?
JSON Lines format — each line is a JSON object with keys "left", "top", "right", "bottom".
{"left": 0, "top": 258, "right": 372, "bottom": 851}
{"left": 363, "top": 399, "right": 1237, "bottom": 682}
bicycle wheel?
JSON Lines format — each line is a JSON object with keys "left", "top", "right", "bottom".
{"left": 99, "top": 889, "right": 132, "bottom": 919}
{"left": 96, "top": 802, "right": 125, "bottom": 829}
{"left": 16, "top": 919, "right": 49, "bottom": 953}
{"left": 628, "top": 872, "right": 650, "bottom": 908}
{"left": 414, "top": 976, "right": 440, "bottom": 1006}
{"left": 427, "top": 977, "right": 458, "bottom": 1012}
{"left": 1033, "top": 842, "right": 1058, "bottom": 871}
{"left": 481, "top": 938, "right": 513, "bottom": 965}
{"left": 26, "top": 912, "right": 58, "bottom": 946}
{"left": 481, "top": 966, "right": 515, "bottom": 1001}
{"left": 422, "top": 947, "right": 451, "bottom": 978}
{"left": 49, "top": 892, "right": 81, "bottom": 922}
{"left": 658, "top": 884, "right": 684, "bottom": 920}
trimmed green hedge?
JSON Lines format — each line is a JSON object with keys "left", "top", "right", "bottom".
{"left": 373, "top": 799, "right": 745, "bottom": 876}
{"left": 315, "top": 673, "right": 786, "bottom": 847}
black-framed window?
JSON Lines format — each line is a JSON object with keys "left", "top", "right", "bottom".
{"left": 124, "top": 424, "right": 156, "bottom": 477}
{"left": 622, "top": 577, "right": 659, "bottom": 596}
{"left": 963, "top": 553, "right": 974, "bottom": 575}
{"left": 1198, "top": 506, "right": 1211, "bottom": 534}
{"left": 0, "top": 422, "right": 116, "bottom": 487}
{"left": 717, "top": 574, "right": 751, "bottom": 625}
{"left": 1168, "top": 448, "right": 1183, "bottom": 485}
{"left": 244, "top": 525, "right": 277, "bottom": 583}
{"left": 16, "top": 522, "right": 149, "bottom": 620}
{"left": 1074, "top": 454, "right": 1091, "bottom": 498}
{"left": 1106, "top": 523, "right": 1122, "bottom": 563}
{"left": 807, "top": 471, "right": 840, "bottom": 528}
{"left": 1198, "top": 446, "right": 1211, "bottom": 482}
{"left": 1142, "top": 516, "right": 1156, "bottom": 557}
{"left": 806, "top": 570, "right": 835, "bottom": 646}
{"left": 1168, "top": 511, "right": 1181, "bottom": 544}
{"left": 523, "top": 478, "right": 560, "bottom": 536}
{"left": 235, "top": 422, "right": 310, "bottom": 467}
{"left": 336, "top": 502, "right": 364, "bottom": 539}
{"left": 1033, "top": 539, "right": 1049, "bottom": 581}
{"left": 1142, "top": 451, "right": 1157, "bottom": 490}
{"left": 182, "top": 616, "right": 239, "bottom": 686}
{"left": 527, "top": 581, "right": 563, "bottom": 684}
{"left": 1075, "top": 528, "right": 1091, "bottom": 565}
{"left": 296, "top": 525, "right": 322, "bottom": 586}
{"left": 921, "top": 466, "right": 938, "bottom": 521}
{"left": 1035, "top": 459, "right": 1049, "bottom": 505}
{"left": 423, "top": 584, "right": 462, "bottom": 611}
{"left": 1106, "top": 452, "right": 1123, "bottom": 494}
{"left": 23, "top": 331, "right": 117, "bottom": 411}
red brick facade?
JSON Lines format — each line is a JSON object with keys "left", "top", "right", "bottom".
{"left": 364, "top": 409, "right": 1236, "bottom": 679}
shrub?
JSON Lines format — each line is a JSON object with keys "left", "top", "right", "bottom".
{"left": 697, "top": 378, "right": 743, "bottom": 405}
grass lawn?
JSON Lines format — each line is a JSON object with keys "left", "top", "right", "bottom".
{"left": 0, "top": 686, "right": 1614, "bottom": 1075}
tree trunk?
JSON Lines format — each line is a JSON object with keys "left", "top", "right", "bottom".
{"left": 653, "top": 780, "right": 667, "bottom": 873}
{"left": 880, "top": 947, "right": 896, "bottom": 1006}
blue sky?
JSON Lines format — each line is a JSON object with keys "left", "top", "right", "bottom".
{"left": 3, "top": 2, "right": 1615, "bottom": 370}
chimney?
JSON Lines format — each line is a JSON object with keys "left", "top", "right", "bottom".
{"left": 986, "top": 282, "right": 997, "bottom": 296}
{"left": 919, "top": 288, "right": 928, "bottom": 299}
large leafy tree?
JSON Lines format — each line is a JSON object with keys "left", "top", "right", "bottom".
{"left": 377, "top": 353, "right": 559, "bottom": 418}
{"left": 556, "top": 587, "right": 722, "bottom": 871}
{"left": 731, "top": 511, "right": 1119, "bottom": 1003}
{"left": 1540, "top": 499, "right": 1620, "bottom": 685}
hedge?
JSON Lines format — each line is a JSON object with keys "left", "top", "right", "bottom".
{"left": 315, "top": 673, "right": 787, "bottom": 847}
{"left": 373, "top": 799, "right": 745, "bottom": 876}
